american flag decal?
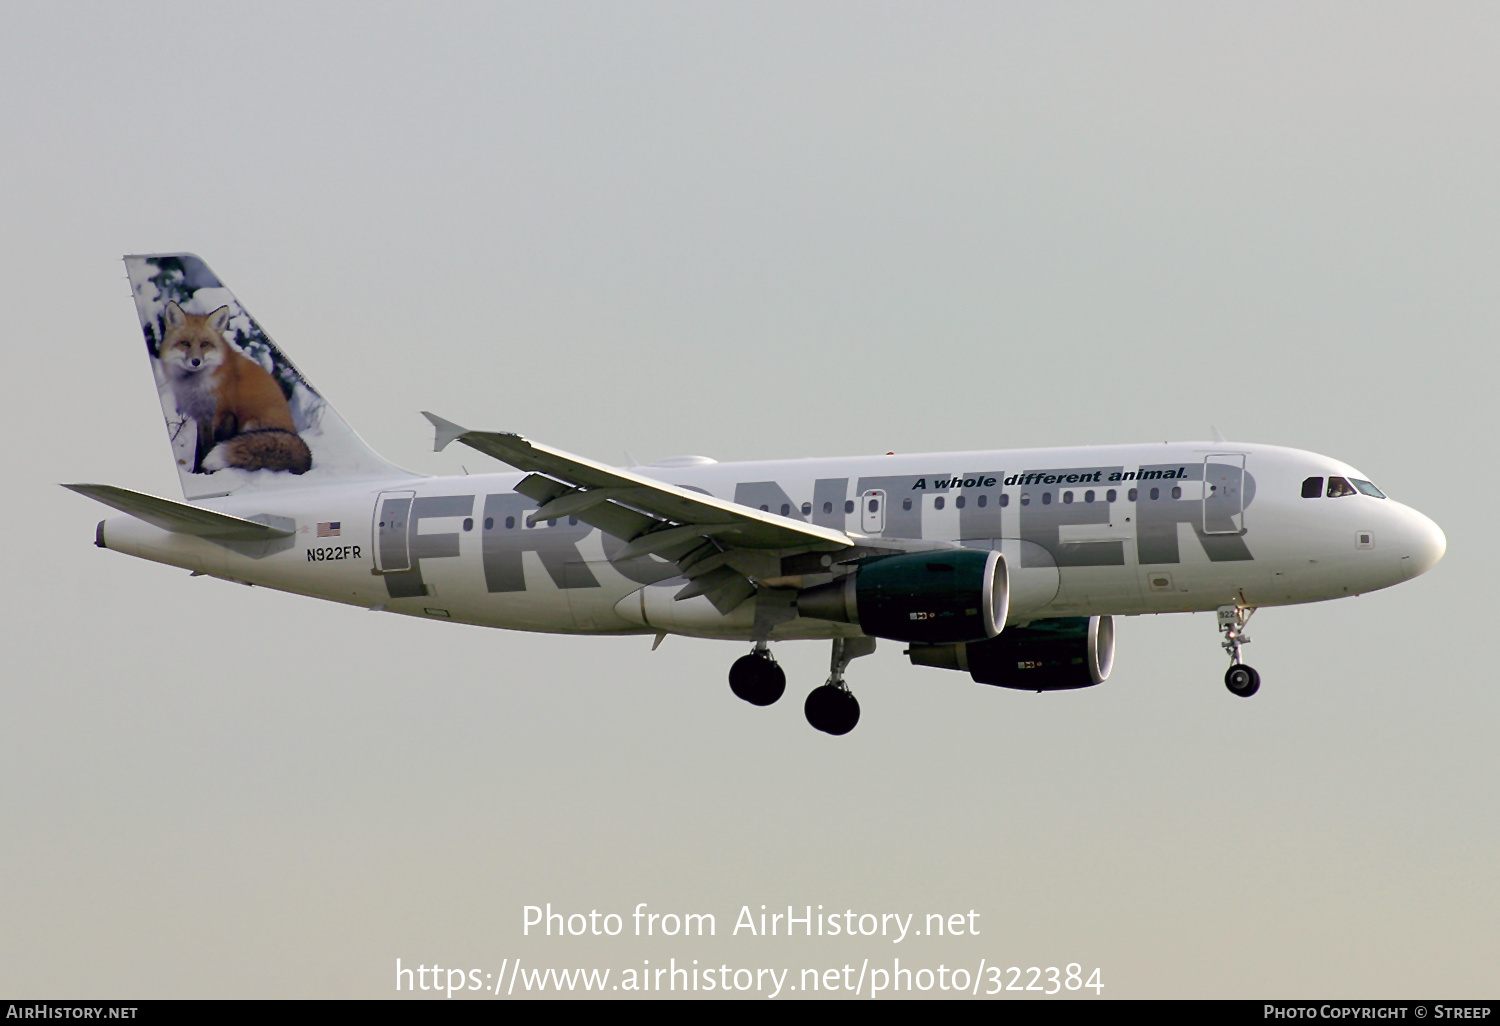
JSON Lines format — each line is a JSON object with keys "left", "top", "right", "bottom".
{"left": 317, "top": 522, "right": 341, "bottom": 537}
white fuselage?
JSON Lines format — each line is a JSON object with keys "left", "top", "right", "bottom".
{"left": 97, "top": 441, "right": 1447, "bottom": 641}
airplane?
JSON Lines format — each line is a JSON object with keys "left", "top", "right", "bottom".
{"left": 66, "top": 253, "right": 1448, "bottom": 735}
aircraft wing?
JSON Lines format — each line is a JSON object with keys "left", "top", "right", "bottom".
{"left": 424, "top": 412, "right": 860, "bottom": 613}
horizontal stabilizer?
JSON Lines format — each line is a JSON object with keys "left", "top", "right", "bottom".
{"left": 61, "top": 483, "right": 294, "bottom": 541}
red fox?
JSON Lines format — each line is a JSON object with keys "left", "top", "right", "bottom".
{"left": 157, "top": 301, "right": 313, "bottom": 474}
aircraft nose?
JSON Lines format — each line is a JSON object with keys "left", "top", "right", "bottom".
{"left": 1400, "top": 508, "right": 1446, "bottom": 579}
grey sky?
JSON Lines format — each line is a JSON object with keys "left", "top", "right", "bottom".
{"left": 1, "top": 2, "right": 1495, "bottom": 998}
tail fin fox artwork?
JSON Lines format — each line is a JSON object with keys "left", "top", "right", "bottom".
{"left": 157, "top": 300, "right": 313, "bottom": 475}
{"left": 125, "top": 253, "right": 407, "bottom": 500}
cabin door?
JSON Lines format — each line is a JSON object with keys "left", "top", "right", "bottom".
{"left": 1202, "top": 455, "right": 1246, "bottom": 535}
{"left": 373, "top": 490, "right": 416, "bottom": 572}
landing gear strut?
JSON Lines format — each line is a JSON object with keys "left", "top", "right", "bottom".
{"left": 729, "top": 641, "right": 786, "bottom": 706}
{"left": 1218, "top": 604, "right": 1260, "bottom": 698}
{"left": 804, "top": 637, "right": 875, "bottom": 735}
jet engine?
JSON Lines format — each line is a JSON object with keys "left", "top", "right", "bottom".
{"left": 796, "top": 549, "right": 1007, "bottom": 644}
{"left": 907, "top": 615, "right": 1114, "bottom": 691}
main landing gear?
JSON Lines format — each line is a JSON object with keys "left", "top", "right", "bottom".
{"left": 1218, "top": 604, "right": 1260, "bottom": 698}
{"left": 729, "top": 641, "right": 786, "bottom": 706}
{"left": 804, "top": 637, "right": 875, "bottom": 736}
{"left": 727, "top": 637, "right": 875, "bottom": 735}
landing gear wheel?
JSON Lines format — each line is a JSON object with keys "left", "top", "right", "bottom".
{"left": 729, "top": 651, "right": 785, "bottom": 706}
{"left": 804, "top": 685, "right": 860, "bottom": 735}
{"left": 1224, "top": 664, "right": 1260, "bottom": 698}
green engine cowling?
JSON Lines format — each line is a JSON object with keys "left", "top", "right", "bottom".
{"left": 796, "top": 549, "right": 1008, "bottom": 644}
{"left": 907, "top": 616, "right": 1115, "bottom": 691}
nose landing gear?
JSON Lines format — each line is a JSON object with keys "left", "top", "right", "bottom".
{"left": 804, "top": 636, "right": 875, "bottom": 735}
{"left": 1218, "top": 604, "right": 1260, "bottom": 697}
{"left": 729, "top": 641, "right": 786, "bottom": 706}
{"left": 1225, "top": 663, "right": 1260, "bottom": 697}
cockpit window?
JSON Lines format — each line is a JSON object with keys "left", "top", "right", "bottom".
{"left": 1326, "top": 476, "right": 1357, "bottom": 498}
{"left": 1301, "top": 476, "right": 1323, "bottom": 498}
{"left": 1352, "top": 479, "right": 1386, "bottom": 498}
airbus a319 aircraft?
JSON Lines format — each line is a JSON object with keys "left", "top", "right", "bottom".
{"left": 68, "top": 254, "right": 1447, "bottom": 735}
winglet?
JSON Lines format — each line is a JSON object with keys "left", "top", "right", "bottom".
{"left": 422, "top": 411, "right": 470, "bottom": 453}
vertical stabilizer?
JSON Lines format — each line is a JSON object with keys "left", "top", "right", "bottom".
{"left": 125, "top": 253, "right": 412, "bottom": 499}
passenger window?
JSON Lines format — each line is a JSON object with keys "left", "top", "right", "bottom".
{"left": 780, "top": 503, "right": 790, "bottom": 516}
{"left": 1327, "top": 477, "right": 1357, "bottom": 498}
{"left": 1020, "top": 493, "right": 1030, "bottom": 506}
{"left": 1128, "top": 488, "right": 1138, "bottom": 502}
{"left": 484, "top": 517, "right": 494, "bottom": 530}
{"left": 1084, "top": 490, "right": 1094, "bottom": 503}
{"left": 1042, "top": 492, "right": 1052, "bottom": 505}
{"left": 902, "top": 497, "right": 912, "bottom": 511}
{"left": 955, "top": 495, "right": 966, "bottom": 509}
{"left": 1063, "top": 491, "right": 1073, "bottom": 504}
{"left": 801, "top": 502, "right": 812, "bottom": 516}
{"left": 978, "top": 494, "right": 988, "bottom": 508}
{"left": 569, "top": 516, "right": 577, "bottom": 526}
{"left": 1302, "top": 477, "right": 1323, "bottom": 498}
{"left": 1107, "top": 489, "right": 1116, "bottom": 502}
{"left": 505, "top": 516, "right": 515, "bottom": 529}
{"left": 1171, "top": 486, "right": 1181, "bottom": 499}
{"left": 1149, "top": 487, "right": 1160, "bottom": 500}
{"left": 1000, "top": 493, "right": 1010, "bottom": 507}
{"left": 759, "top": 504, "right": 769, "bottom": 512}
{"left": 934, "top": 497, "right": 945, "bottom": 510}
{"left": 845, "top": 500, "right": 855, "bottom": 514}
